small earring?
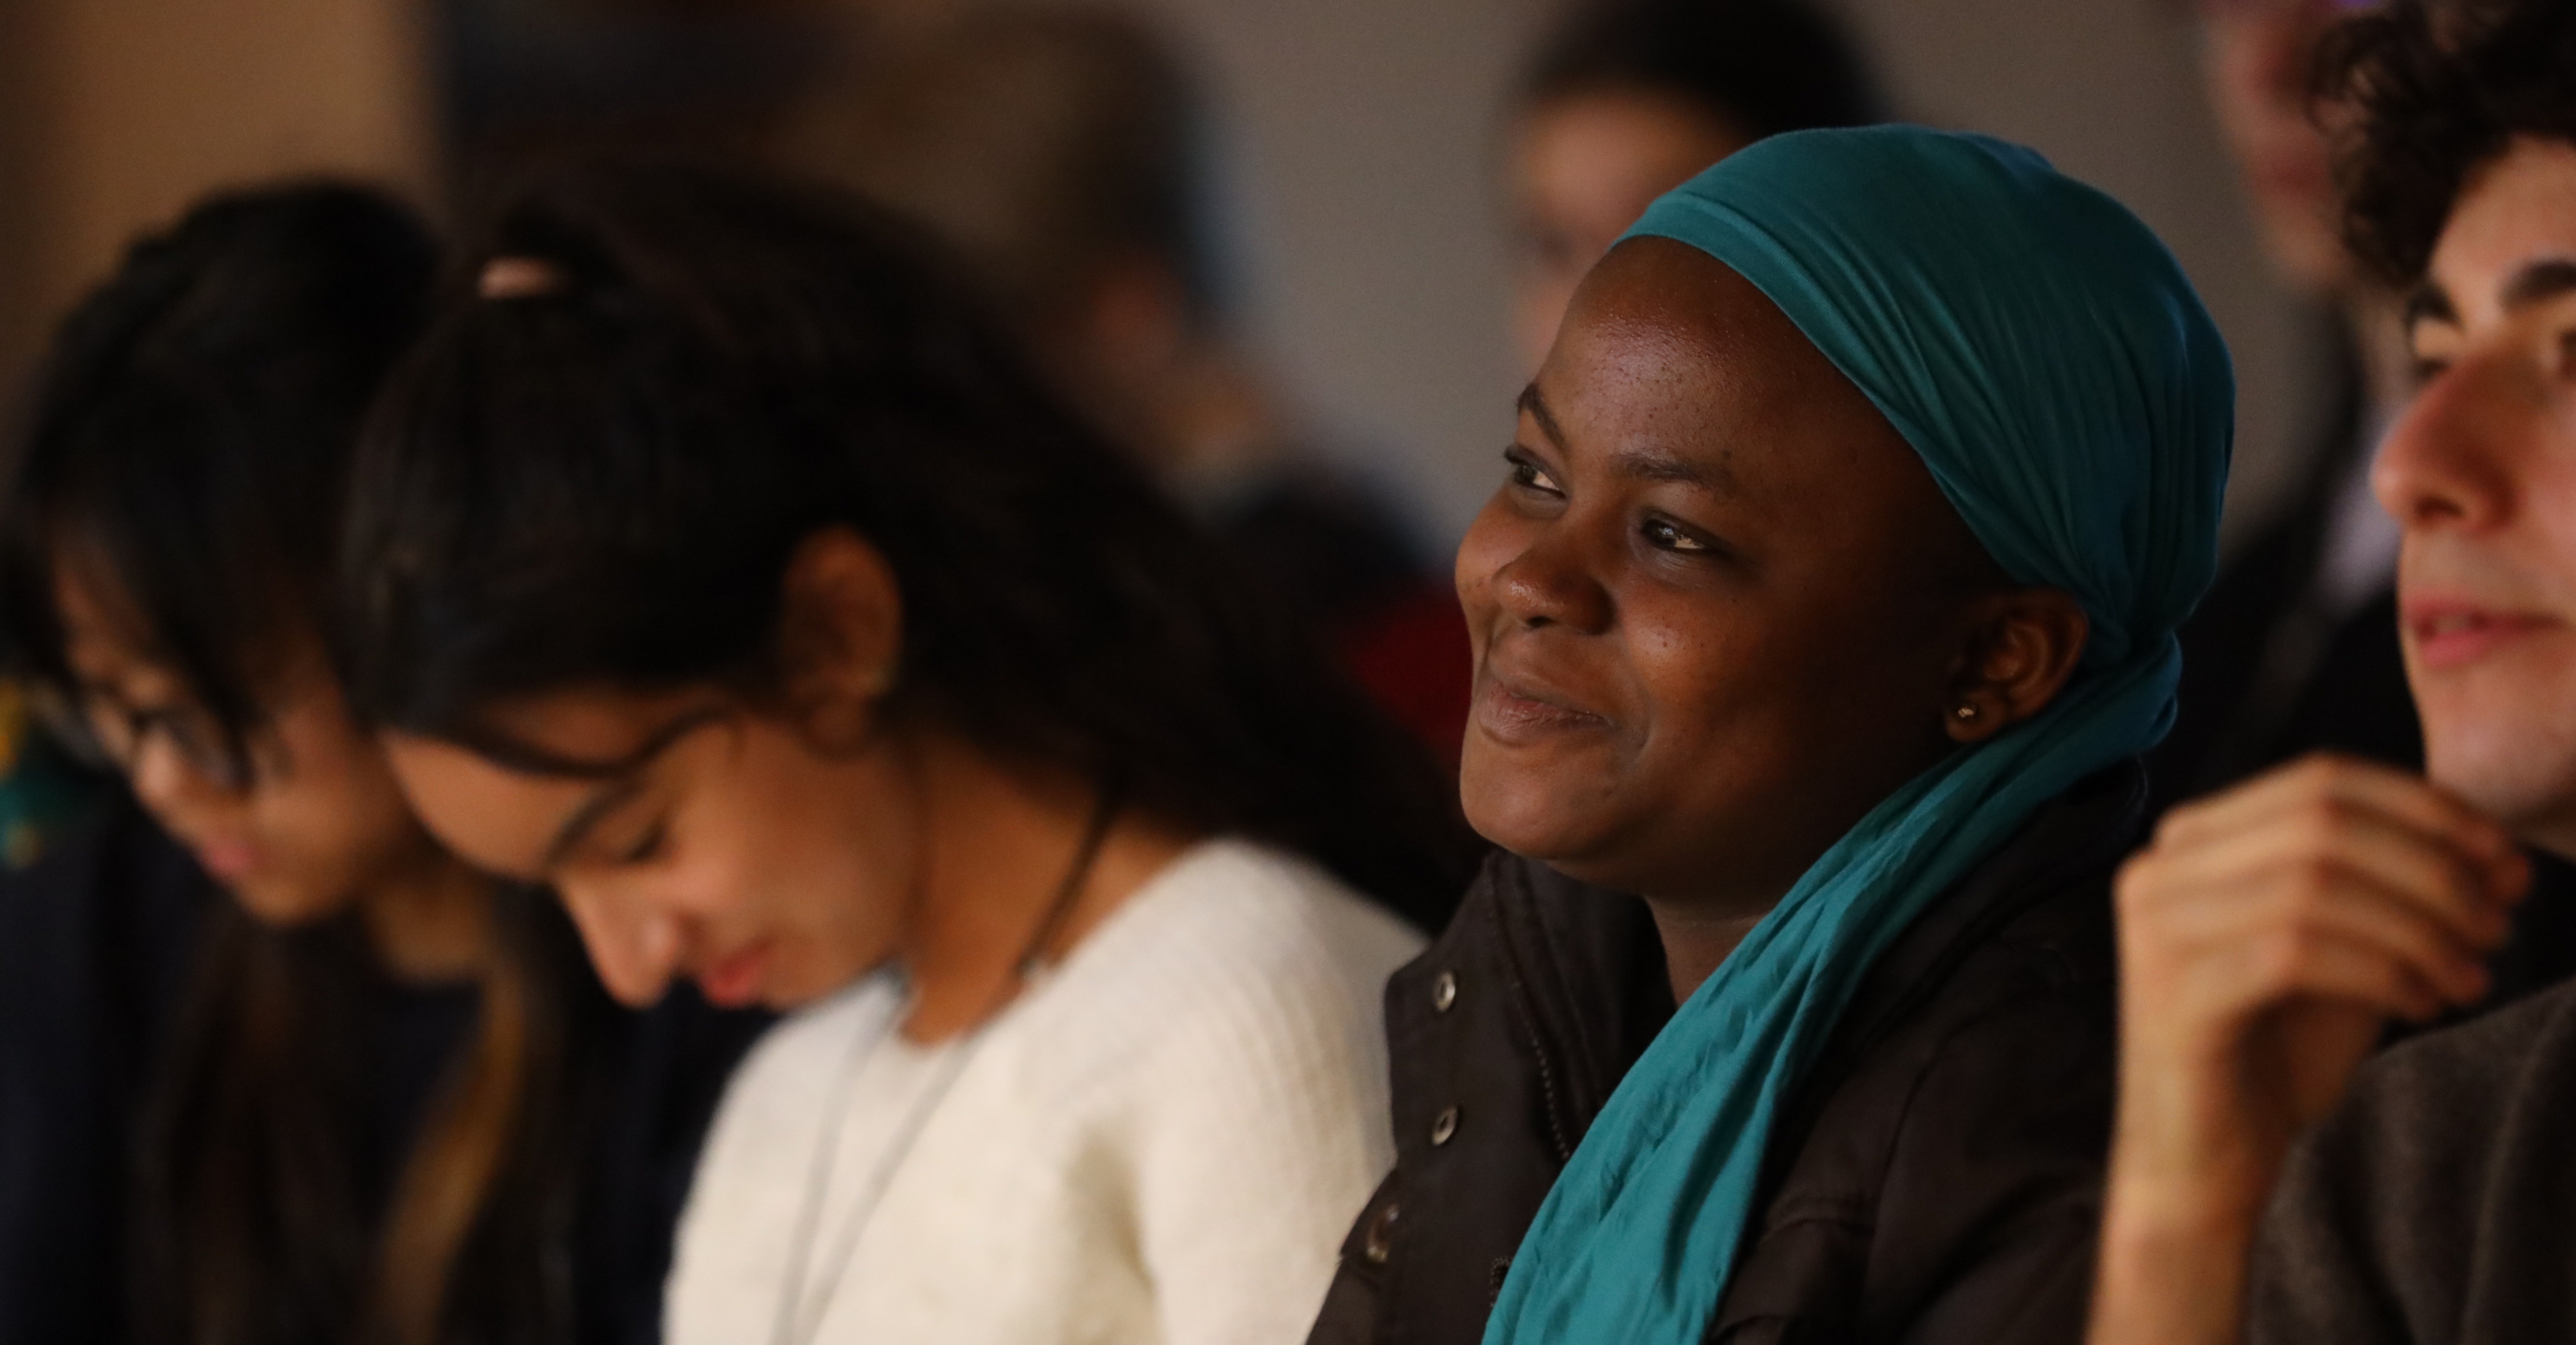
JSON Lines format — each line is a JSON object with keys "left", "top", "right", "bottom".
{"left": 1953, "top": 703, "right": 1980, "bottom": 722}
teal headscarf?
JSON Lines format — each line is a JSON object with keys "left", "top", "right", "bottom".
{"left": 1481, "top": 126, "right": 2232, "bottom": 1343}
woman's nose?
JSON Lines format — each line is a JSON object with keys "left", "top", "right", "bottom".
{"left": 126, "top": 732, "right": 226, "bottom": 816}
{"left": 556, "top": 878, "right": 684, "bottom": 1007}
{"left": 1488, "top": 522, "right": 1614, "bottom": 635}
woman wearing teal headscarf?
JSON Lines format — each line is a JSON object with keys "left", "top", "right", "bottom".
{"left": 1306, "top": 125, "right": 2230, "bottom": 1345}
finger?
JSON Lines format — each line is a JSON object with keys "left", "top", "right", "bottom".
{"left": 2139, "top": 830, "right": 2501, "bottom": 996}
{"left": 2271, "top": 864, "right": 2494, "bottom": 1003}
{"left": 2126, "top": 813, "right": 2513, "bottom": 962}
{"left": 2151, "top": 755, "right": 2528, "bottom": 901}
{"left": 2240, "top": 803, "right": 2512, "bottom": 948}
{"left": 2160, "top": 755, "right": 2495, "bottom": 857}
{"left": 2141, "top": 890, "right": 2487, "bottom": 1018}
{"left": 2194, "top": 920, "right": 2461, "bottom": 1026}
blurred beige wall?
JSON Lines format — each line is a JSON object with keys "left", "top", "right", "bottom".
{"left": 1100, "top": 0, "right": 2310, "bottom": 551}
{"left": 0, "top": 0, "right": 434, "bottom": 394}
{"left": 0, "top": 0, "right": 2313, "bottom": 558}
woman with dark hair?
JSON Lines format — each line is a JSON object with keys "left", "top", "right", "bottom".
{"left": 340, "top": 164, "right": 1476, "bottom": 1345}
{"left": 1505, "top": 0, "right": 1883, "bottom": 374}
{"left": 1307, "top": 126, "right": 2230, "bottom": 1345}
{"left": 0, "top": 184, "right": 765, "bottom": 1345}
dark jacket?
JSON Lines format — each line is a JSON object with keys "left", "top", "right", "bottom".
{"left": 0, "top": 798, "right": 770, "bottom": 1345}
{"left": 2249, "top": 975, "right": 2576, "bottom": 1344}
{"left": 1308, "top": 762, "right": 2145, "bottom": 1345}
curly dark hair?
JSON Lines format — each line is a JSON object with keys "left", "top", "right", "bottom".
{"left": 343, "top": 162, "right": 1477, "bottom": 929}
{"left": 2321, "top": 0, "right": 2576, "bottom": 284}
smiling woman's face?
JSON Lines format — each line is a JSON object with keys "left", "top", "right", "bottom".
{"left": 1457, "top": 237, "right": 2005, "bottom": 907}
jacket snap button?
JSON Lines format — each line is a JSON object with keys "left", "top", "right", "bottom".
{"left": 1363, "top": 1200, "right": 1400, "bottom": 1265}
{"left": 1430, "top": 1106, "right": 1459, "bottom": 1146}
{"left": 1431, "top": 970, "right": 1458, "bottom": 1012}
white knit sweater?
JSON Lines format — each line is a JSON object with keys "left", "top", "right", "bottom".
{"left": 664, "top": 839, "right": 1424, "bottom": 1345}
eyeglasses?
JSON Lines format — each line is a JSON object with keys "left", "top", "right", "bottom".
{"left": 43, "top": 683, "right": 256, "bottom": 793}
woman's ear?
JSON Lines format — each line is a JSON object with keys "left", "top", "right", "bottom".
{"left": 774, "top": 526, "right": 904, "bottom": 752}
{"left": 1943, "top": 589, "right": 2089, "bottom": 744}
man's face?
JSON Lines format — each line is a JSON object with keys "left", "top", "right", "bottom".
{"left": 2377, "top": 137, "right": 2576, "bottom": 850}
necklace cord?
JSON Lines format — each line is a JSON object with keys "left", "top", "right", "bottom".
{"left": 1012, "top": 778, "right": 1125, "bottom": 985}
{"left": 768, "top": 779, "right": 1126, "bottom": 1345}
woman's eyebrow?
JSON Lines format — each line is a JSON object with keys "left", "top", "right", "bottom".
{"left": 1517, "top": 382, "right": 1572, "bottom": 450}
{"left": 539, "top": 776, "right": 647, "bottom": 873}
{"left": 527, "top": 706, "right": 728, "bottom": 872}
{"left": 1521, "top": 380, "right": 1734, "bottom": 492}
{"left": 1612, "top": 448, "right": 1733, "bottom": 492}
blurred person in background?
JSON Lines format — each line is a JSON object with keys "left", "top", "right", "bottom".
{"left": 2167, "top": 0, "right": 2576, "bottom": 1003}
{"left": 1502, "top": 0, "right": 1883, "bottom": 378}
{"left": 0, "top": 185, "right": 766, "bottom": 1345}
{"left": 2091, "top": 2, "right": 2576, "bottom": 1340}
{"left": 340, "top": 164, "right": 1478, "bottom": 1345}
{"left": 1309, "top": 126, "right": 2230, "bottom": 1345}
{"left": 773, "top": 8, "right": 1473, "bottom": 762}
{"left": 2157, "top": 0, "right": 2416, "bottom": 801}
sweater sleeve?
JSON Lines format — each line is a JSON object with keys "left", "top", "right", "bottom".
{"left": 2243, "top": 1121, "right": 2422, "bottom": 1345}
{"left": 2240, "top": 992, "right": 2575, "bottom": 1345}
{"left": 1128, "top": 905, "right": 1414, "bottom": 1345}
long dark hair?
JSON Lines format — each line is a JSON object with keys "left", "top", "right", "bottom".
{"left": 0, "top": 183, "right": 593, "bottom": 1345}
{"left": 343, "top": 162, "right": 1475, "bottom": 926}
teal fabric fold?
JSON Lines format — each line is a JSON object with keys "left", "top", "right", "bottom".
{"left": 1481, "top": 126, "right": 2233, "bottom": 1344}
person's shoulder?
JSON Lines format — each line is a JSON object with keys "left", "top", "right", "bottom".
{"left": 2306, "top": 978, "right": 2576, "bottom": 1196}
{"left": 1830, "top": 774, "right": 2131, "bottom": 1089}
{"left": 1047, "top": 840, "right": 1421, "bottom": 1080}
{"left": 1099, "top": 838, "right": 1426, "bottom": 991}
{"left": 2248, "top": 983, "right": 2576, "bottom": 1344}
{"left": 1719, "top": 837, "right": 2124, "bottom": 1342}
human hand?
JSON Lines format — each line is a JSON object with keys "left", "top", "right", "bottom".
{"left": 2091, "top": 754, "right": 2528, "bottom": 1345}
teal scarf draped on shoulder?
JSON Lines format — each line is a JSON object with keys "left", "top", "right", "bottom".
{"left": 1481, "top": 126, "right": 2234, "bottom": 1344}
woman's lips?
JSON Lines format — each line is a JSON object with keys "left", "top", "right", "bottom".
{"left": 2405, "top": 599, "right": 2558, "bottom": 670}
{"left": 695, "top": 940, "right": 774, "bottom": 1009}
{"left": 1474, "top": 670, "right": 1609, "bottom": 745}
{"left": 192, "top": 838, "right": 261, "bottom": 881}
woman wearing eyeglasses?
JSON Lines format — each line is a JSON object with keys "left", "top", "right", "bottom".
{"left": 0, "top": 184, "right": 768, "bottom": 1345}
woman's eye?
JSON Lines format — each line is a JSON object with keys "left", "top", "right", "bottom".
{"left": 1506, "top": 451, "right": 1563, "bottom": 495}
{"left": 616, "top": 821, "right": 669, "bottom": 866}
{"left": 1643, "top": 517, "right": 1713, "bottom": 553}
